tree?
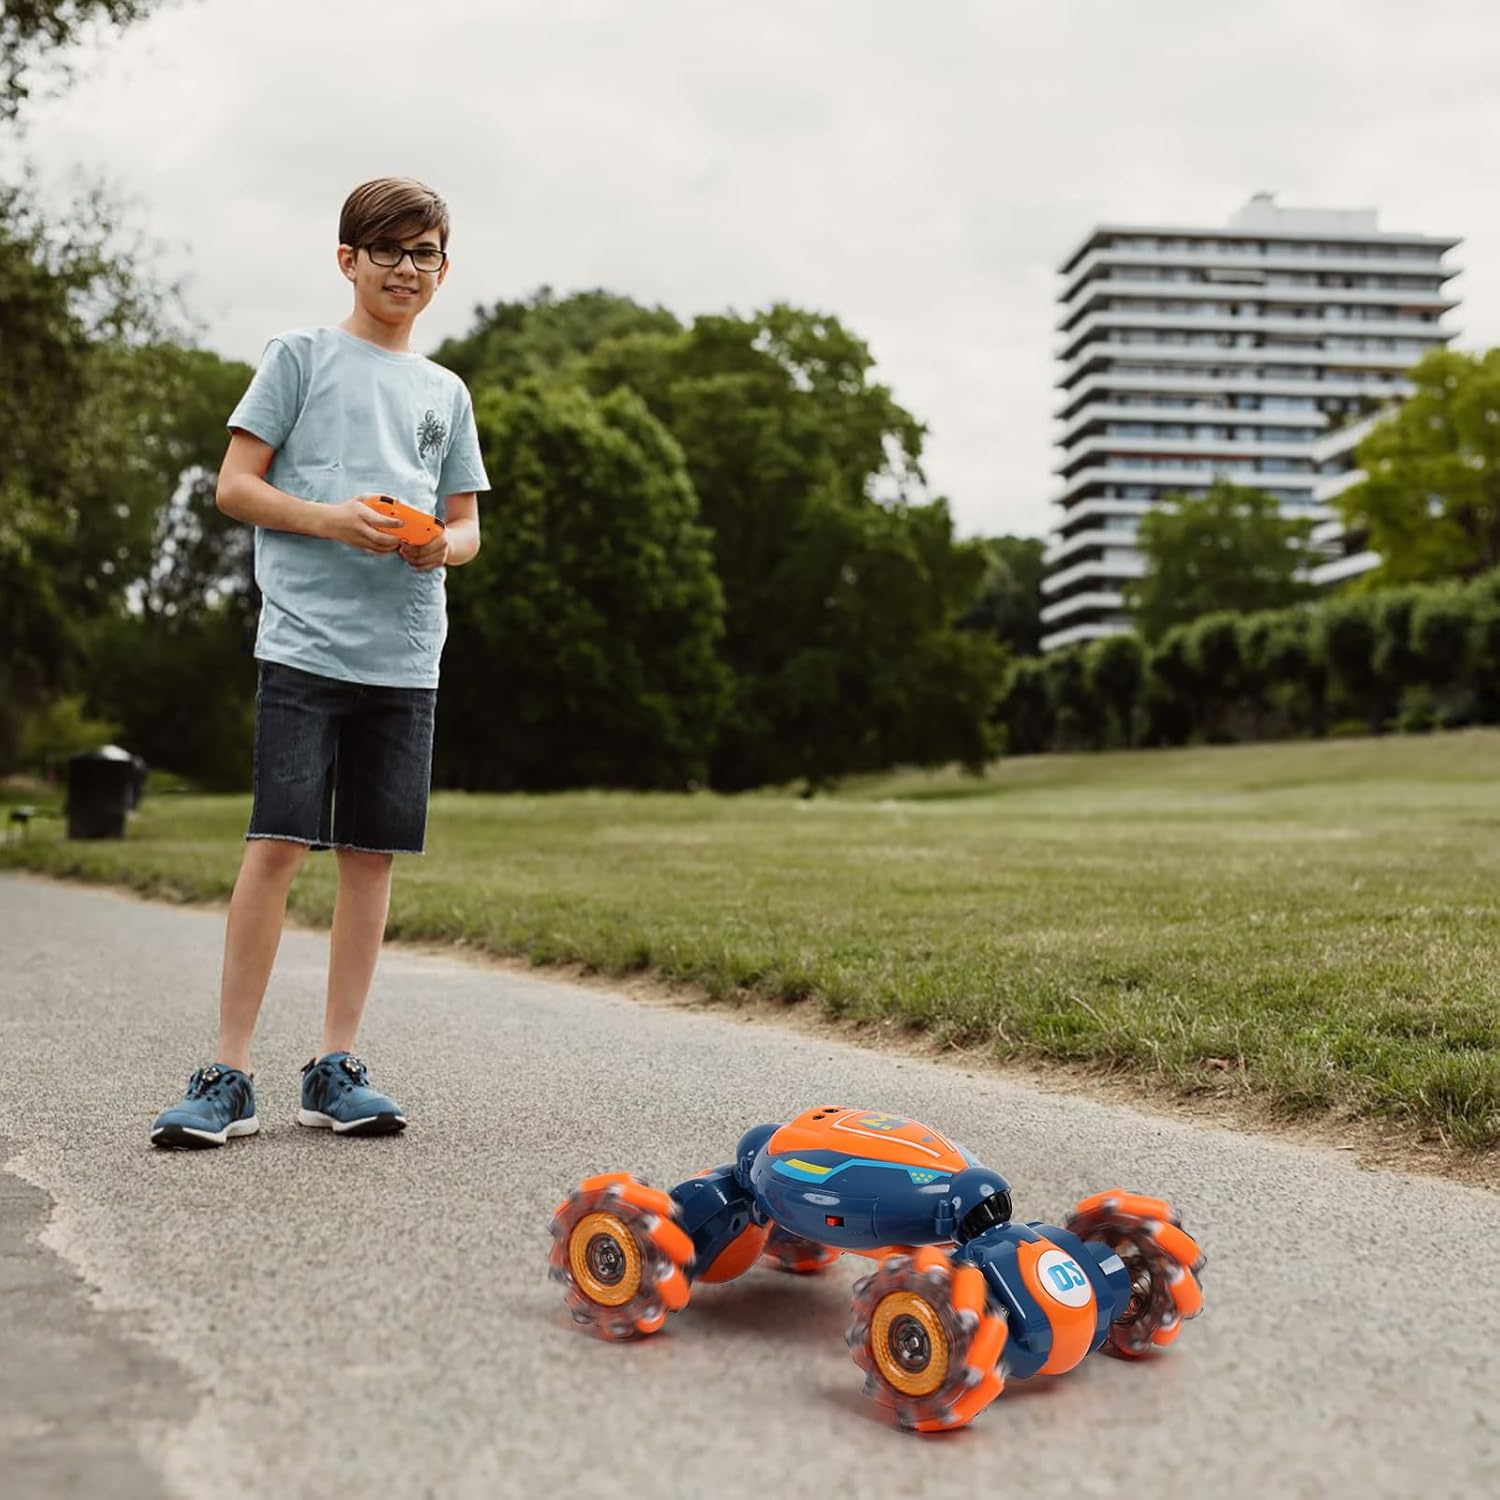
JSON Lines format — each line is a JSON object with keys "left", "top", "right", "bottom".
{"left": 75, "top": 344, "right": 260, "bottom": 788}
{"left": 1410, "top": 587, "right": 1472, "bottom": 692}
{"left": 996, "top": 657, "right": 1051, "bottom": 755}
{"left": 1371, "top": 586, "right": 1429, "bottom": 696}
{"left": 1317, "top": 595, "right": 1387, "bottom": 730}
{"left": 1338, "top": 348, "right": 1500, "bottom": 586}
{"left": 1042, "top": 645, "right": 1104, "bottom": 750}
{"left": 438, "top": 293, "right": 1002, "bottom": 786}
{"left": 1467, "top": 572, "right": 1500, "bottom": 723}
{"left": 1235, "top": 612, "right": 1279, "bottom": 738}
{"left": 2, "top": 1, "right": 161, "bottom": 122}
{"left": 1142, "top": 625, "right": 1200, "bottom": 746}
{"left": 738, "top": 493, "right": 1002, "bottom": 786}
{"left": 1259, "top": 609, "right": 1327, "bottom": 737}
{"left": 1124, "top": 480, "right": 1317, "bottom": 642}
{"left": 581, "top": 304, "right": 995, "bottom": 786}
{"left": 120, "top": 344, "right": 257, "bottom": 622}
{"left": 1085, "top": 634, "right": 1143, "bottom": 747}
{"left": 959, "top": 535, "right": 1045, "bottom": 655}
{"left": 433, "top": 383, "right": 729, "bottom": 790}
{"left": 1186, "top": 612, "right": 1244, "bottom": 741}
{"left": 431, "top": 287, "right": 680, "bottom": 391}
{"left": 0, "top": 182, "right": 170, "bottom": 765}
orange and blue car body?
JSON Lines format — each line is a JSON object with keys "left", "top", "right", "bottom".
{"left": 550, "top": 1105, "right": 1207, "bottom": 1432}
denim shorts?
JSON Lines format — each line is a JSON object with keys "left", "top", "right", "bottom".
{"left": 248, "top": 660, "right": 437, "bottom": 855}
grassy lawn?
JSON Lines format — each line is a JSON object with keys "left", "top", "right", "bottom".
{"left": 4, "top": 732, "right": 1499, "bottom": 1149}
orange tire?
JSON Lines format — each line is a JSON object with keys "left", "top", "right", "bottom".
{"left": 1063, "top": 1190, "right": 1206, "bottom": 1358}
{"left": 846, "top": 1249, "right": 1008, "bottom": 1432}
{"left": 548, "top": 1174, "right": 694, "bottom": 1340}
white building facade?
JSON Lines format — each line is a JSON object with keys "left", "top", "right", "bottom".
{"left": 1041, "top": 195, "right": 1460, "bottom": 652}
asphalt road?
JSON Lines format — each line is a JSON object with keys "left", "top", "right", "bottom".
{"left": 1, "top": 872, "right": 1497, "bottom": 1499}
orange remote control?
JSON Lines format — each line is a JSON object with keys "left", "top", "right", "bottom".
{"left": 362, "top": 495, "right": 445, "bottom": 546}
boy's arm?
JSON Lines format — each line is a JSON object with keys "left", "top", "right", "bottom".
{"left": 217, "top": 430, "right": 402, "bottom": 553}
{"left": 443, "top": 494, "right": 480, "bottom": 566}
{"left": 399, "top": 493, "right": 480, "bottom": 571}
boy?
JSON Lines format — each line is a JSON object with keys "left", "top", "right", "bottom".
{"left": 150, "top": 177, "right": 489, "bottom": 1147}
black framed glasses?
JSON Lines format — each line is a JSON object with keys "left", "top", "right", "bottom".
{"left": 362, "top": 241, "right": 447, "bottom": 273}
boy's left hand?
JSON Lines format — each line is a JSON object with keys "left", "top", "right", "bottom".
{"left": 398, "top": 531, "right": 450, "bottom": 571}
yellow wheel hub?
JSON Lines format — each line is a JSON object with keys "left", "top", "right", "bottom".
{"left": 569, "top": 1211, "right": 642, "bottom": 1307}
{"left": 871, "top": 1290, "right": 949, "bottom": 1396}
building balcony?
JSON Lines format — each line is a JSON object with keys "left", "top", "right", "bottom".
{"left": 1314, "top": 468, "right": 1367, "bottom": 505}
{"left": 1044, "top": 524, "right": 1143, "bottom": 566}
{"left": 1057, "top": 435, "right": 1319, "bottom": 477}
{"left": 1055, "top": 463, "right": 1320, "bottom": 506}
{"left": 1040, "top": 588, "right": 1130, "bottom": 626}
{"left": 1057, "top": 341, "right": 1447, "bottom": 390}
{"left": 1047, "top": 497, "right": 1155, "bottom": 541}
{"left": 1309, "top": 550, "right": 1381, "bottom": 587}
{"left": 1058, "top": 245, "right": 1460, "bottom": 302}
{"left": 1058, "top": 401, "right": 1328, "bottom": 446}
{"left": 1056, "top": 310, "right": 1453, "bottom": 362}
{"left": 1040, "top": 619, "right": 1131, "bottom": 653}
{"left": 1055, "top": 371, "right": 1411, "bottom": 422}
{"left": 1310, "top": 413, "right": 1384, "bottom": 464}
{"left": 1043, "top": 552, "right": 1147, "bottom": 597}
{"left": 1057, "top": 278, "right": 1458, "bottom": 332}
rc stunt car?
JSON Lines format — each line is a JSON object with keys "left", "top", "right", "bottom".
{"left": 548, "top": 1106, "right": 1206, "bottom": 1433}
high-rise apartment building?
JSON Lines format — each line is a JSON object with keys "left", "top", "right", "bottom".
{"left": 1041, "top": 194, "right": 1461, "bottom": 651}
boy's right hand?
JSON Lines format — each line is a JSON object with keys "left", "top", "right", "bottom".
{"left": 322, "top": 495, "right": 405, "bottom": 553}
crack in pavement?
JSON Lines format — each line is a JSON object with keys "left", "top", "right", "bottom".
{"left": 1, "top": 1139, "right": 196, "bottom": 1499}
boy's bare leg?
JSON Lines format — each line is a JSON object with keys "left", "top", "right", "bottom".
{"left": 321, "top": 848, "right": 394, "bottom": 1057}
{"left": 216, "top": 838, "right": 309, "bottom": 1072}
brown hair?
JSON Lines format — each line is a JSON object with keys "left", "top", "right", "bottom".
{"left": 338, "top": 177, "right": 450, "bottom": 249}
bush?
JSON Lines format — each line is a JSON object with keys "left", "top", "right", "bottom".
{"left": 17, "top": 696, "right": 120, "bottom": 781}
{"left": 1085, "top": 634, "right": 1144, "bottom": 747}
{"left": 1144, "top": 625, "right": 1199, "bottom": 744}
{"left": 1187, "top": 612, "right": 1244, "bottom": 741}
{"left": 1372, "top": 586, "right": 1428, "bottom": 688}
{"left": 1411, "top": 588, "right": 1472, "bottom": 688}
{"left": 1397, "top": 687, "right": 1437, "bottom": 734}
{"left": 997, "top": 657, "right": 1052, "bottom": 756}
{"left": 1042, "top": 645, "right": 1103, "bottom": 750}
{"left": 1318, "top": 596, "right": 1386, "bottom": 731}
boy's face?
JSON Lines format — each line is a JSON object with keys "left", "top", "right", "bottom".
{"left": 337, "top": 223, "right": 449, "bottom": 328}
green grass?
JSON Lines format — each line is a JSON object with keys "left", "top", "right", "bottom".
{"left": 6, "top": 733, "right": 1500, "bottom": 1149}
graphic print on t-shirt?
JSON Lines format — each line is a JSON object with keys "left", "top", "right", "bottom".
{"left": 417, "top": 409, "right": 448, "bottom": 458}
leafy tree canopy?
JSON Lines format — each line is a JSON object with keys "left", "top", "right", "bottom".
{"left": 958, "top": 534, "right": 1045, "bottom": 655}
{"left": 1, "top": 1, "right": 162, "bottom": 122}
{"left": 435, "top": 381, "right": 729, "bottom": 791}
{"left": 1124, "top": 480, "right": 1316, "bottom": 643}
{"left": 432, "top": 287, "right": 681, "bottom": 390}
{"left": 1338, "top": 347, "right": 1500, "bottom": 586}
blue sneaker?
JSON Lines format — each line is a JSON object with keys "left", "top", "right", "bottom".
{"left": 150, "top": 1065, "right": 259, "bottom": 1149}
{"left": 298, "top": 1052, "right": 407, "bottom": 1136}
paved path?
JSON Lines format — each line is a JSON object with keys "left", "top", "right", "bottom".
{"left": 1, "top": 873, "right": 1497, "bottom": 1499}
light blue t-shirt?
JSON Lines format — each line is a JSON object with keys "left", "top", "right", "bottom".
{"left": 227, "top": 325, "right": 490, "bottom": 688}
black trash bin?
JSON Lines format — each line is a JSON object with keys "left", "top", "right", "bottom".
{"left": 66, "top": 745, "right": 136, "bottom": 839}
{"left": 129, "top": 754, "right": 149, "bottom": 810}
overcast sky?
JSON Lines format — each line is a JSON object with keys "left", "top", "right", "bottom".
{"left": 14, "top": 0, "right": 1500, "bottom": 538}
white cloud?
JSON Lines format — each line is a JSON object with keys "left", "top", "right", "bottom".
{"left": 13, "top": 0, "right": 1499, "bottom": 538}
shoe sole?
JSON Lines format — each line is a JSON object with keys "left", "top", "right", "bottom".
{"left": 297, "top": 1107, "right": 407, "bottom": 1137}
{"left": 151, "top": 1115, "right": 261, "bottom": 1150}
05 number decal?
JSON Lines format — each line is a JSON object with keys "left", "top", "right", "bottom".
{"left": 1036, "top": 1249, "right": 1094, "bottom": 1308}
{"left": 1048, "top": 1260, "right": 1085, "bottom": 1293}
